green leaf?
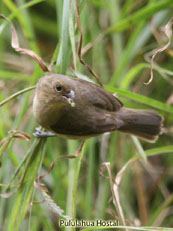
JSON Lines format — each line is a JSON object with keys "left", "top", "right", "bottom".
{"left": 107, "top": 0, "right": 173, "bottom": 33}
{"left": 105, "top": 85, "right": 173, "bottom": 113}
{"left": 7, "top": 139, "right": 46, "bottom": 231}
{"left": 56, "top": 0, "right": 71, "bottom": 74}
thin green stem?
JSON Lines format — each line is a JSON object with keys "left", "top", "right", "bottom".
{"left": 72, "top": 141, "right": 87, "bottom": 220}
{"left": 0, "top": 86, "right": 36, "bottom": 107}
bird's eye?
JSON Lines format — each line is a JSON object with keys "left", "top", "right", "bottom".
{"left": 56, "top": 85, "right": 62, "bottom": 92}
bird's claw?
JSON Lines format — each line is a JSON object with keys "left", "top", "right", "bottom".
{"left": 33, "top": 127, "right": 56, "bottom": 138}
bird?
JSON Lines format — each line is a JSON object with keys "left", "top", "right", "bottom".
{"left": 33, "top": 74, "right": 163, "bottom": 142}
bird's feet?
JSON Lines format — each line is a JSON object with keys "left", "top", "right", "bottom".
{"left": 33, "top": 127, "right": 56, "bottom": 138}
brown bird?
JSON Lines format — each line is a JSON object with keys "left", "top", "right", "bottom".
{"left": 33, "top": 74, "right": 163, "bottom": 142}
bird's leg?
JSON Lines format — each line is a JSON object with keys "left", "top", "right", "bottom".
{"left": 75, "top": 140, "right": 86, "bottom": 156}
{"left": 33, "top": 127, "right": 56, "bottom": 138}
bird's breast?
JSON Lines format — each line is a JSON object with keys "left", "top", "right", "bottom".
{"left": 33, "top": 94, "right": 65, "bottom": 129}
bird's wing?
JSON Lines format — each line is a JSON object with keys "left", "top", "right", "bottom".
{"left": 77, "top": 80, "right": 123, "bottom": 112}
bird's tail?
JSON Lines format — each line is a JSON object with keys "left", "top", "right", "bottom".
{"left": 117, "top": 108, "right": 163, "bottom": 142}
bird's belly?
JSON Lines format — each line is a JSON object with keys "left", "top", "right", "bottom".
{"left": 49, "top": 130, "right": 102, "bottom": 139}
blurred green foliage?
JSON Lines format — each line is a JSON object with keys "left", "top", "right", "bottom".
{"left": 0, "top": 0, "right": 173, "bottom": 230}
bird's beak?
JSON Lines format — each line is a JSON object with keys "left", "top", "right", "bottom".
{"left": 62, "top": 90, "right": 75, "bottom": 107}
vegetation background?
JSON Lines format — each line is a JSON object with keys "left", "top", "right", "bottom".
{"left": 0, "top": 0, "right": 173, "bottom": 230}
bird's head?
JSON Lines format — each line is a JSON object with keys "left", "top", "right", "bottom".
{"left": 35, "top": 74, "right": 76, "bottom": 108}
